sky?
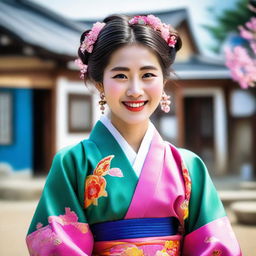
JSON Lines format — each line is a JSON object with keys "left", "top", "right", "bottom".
{"left": 31, "top": 0, "right": 239, "bottom": 57}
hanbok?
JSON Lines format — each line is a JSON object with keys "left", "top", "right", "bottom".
{"left": 26, "top": 117, "right": 241, "bottom": 256}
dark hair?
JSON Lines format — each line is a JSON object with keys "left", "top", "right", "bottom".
{"left": 78, "top": 14, "right": 182, "bottom": 83}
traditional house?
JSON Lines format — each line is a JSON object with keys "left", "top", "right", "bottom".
{"left": 0, "top": 0, "right": 255, "bottom": 177}
{"left": 0, "top": 0, "right": 89, "bottom": 175}
{"left": 152, "top": 11, "right": 255, "bottom": 177}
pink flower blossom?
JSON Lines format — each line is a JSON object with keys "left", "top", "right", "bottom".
{"left": 146, "top": 14, "right": 162, "bottom": 30}
{"left": 250, "top": 41, "right": 256, "bottom": 54}
{"left": 108, "top": 168, "right": 124, "bottom": 177}
{"left": 225, "top": 11, "right": 256, "bottom": 89}
{"left": 245, "top": 17, "right": 256, "bottom": 31}
{"left": 129, "top": 16, "right": 147, "bottom": 25}
{"left": 161, "top": 25, "right": 170, "bottom": 42}
{"left": 168, "top": 35, "right": 177, "bottom": 48}
{"left": 239, "top": 17, "right": 256, "bottom": 54}
{"left": 225, "top": 46, "right": 256, "bottom": 88}
{"left": 74, "top": 58, "right": 88, "bottom": 79}
{"left": 36, "top": 222, "right": 43, "bottom": 229}
{"left": 90, "top": 22, "right": 106, "bottom": 40}
{"left": 80, "top": 22, "right": 105, "bottom": 53}
{"left": 129, "top": 15, "right": 177, "bottom": 48}
{"left": 239, "top": 26, "right": 254, "bottom": 40}
{"left": 249, "top": 4, "right": 256, "bottom": 13}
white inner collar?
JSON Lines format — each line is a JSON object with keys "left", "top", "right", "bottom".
{"left": 100, "top": 115, "right": 154, "bottom": 177}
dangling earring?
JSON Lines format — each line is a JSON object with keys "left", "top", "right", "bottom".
{"left": 160, "top": 91, "right": 171, "bottom": 113}
{"left": 98, "top": 92, "right": 106, "bottom": 114}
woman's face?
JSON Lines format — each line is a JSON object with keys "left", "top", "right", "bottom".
{"left": 102, "top": 44, "right": 165, "bottom": 131}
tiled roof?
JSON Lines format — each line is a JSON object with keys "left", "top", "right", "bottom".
{"left": 0, "top": 0, "right": 86, "bottom": 58}
{"left": 0, "top": 1, "right": 229, "bottom": 78}
{"left": 173, "top": 56, "right": 229, "bottom": 79}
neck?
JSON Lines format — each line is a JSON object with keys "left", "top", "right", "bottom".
{"left": 110, "top": 118, "right": 149, "bottom": 153}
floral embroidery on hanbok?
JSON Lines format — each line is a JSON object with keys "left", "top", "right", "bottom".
{"left": 104, "top": 240, "right": 180, "bottom": 256}
{"left": 26, "top": 208, "right": 89, "bottom": 255}
{"left": 204, "top": 236, "right": 220, "bottom": 243}
{"left": 212, "top": 250, "right": 222, "bottom": 256}
{"left": 107, "top": 244, "right": 144, "bottom": 256}
{"left": 85, "top": 155, "right": 124, "bottom": 208}
{"left": 121, "top": 246, "right": 144, "bottom": 256}
{"left": 180, "top": 160, "right": 191, "bottom": 220}
{"left": 155, "top": 251, "right": 169, "bottom": 256}
{"left": 155, "top": 240, "right": 180, "bottom": 256}
{"left": 48, "top": 207, "right": 89, "bottom": 233}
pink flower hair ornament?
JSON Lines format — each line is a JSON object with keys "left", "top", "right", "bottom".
{"left": 128, "top": 15, "right": 178, "bottom": 48}
{"left": 74, "top": 58, "right": 88, "bottom": 79}
{"left": 80, "top": 22, "right": 106, "bottom": 54}
{"left": 75, "top": 21, "right": 106, "bottom": 79}
{"left": 75, "top": 15, "right": 178, "bottom": 79}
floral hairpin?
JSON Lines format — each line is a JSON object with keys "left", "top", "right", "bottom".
{"left": 128, "top": 15, "right": 178, "bottom": 48}
{"left": 75, "top": 21, "right": 105, "bottom": 79}
{"left": 80, "top": 22, "right": 106, "bottom": 53}
{"left": 74, "top": 58, "right": 88, "bottom": 79}
{"left": 75, "top": 15, "right": 178, "bottom": 79}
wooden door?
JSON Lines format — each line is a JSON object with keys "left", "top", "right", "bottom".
{"left": 32, "top": 89, "right": 54, "bottom": 175}
{"left": 184, "top": 96, "right": 215, "bottom": 173}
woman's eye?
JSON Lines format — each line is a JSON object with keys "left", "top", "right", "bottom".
{"left": 112, "top": 74, "right": 127, "bottom": 79}
{"left": 143, "top": 73, "right": 156, "bottom": 78}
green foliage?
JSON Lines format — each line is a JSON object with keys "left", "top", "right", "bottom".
{"left": 204, "top": 0, "right": 254, "bottom": 53}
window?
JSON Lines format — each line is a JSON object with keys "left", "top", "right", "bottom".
{"left": 0, "top": 91, "right": 13, "bottom": 145}
{"left": 68, "top": 93, "right": 93, "bottom": 133}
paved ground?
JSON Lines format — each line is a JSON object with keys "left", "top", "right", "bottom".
{"left": 0, "top": 175, "right": 255, "bottom": 255}
{"left": 0, "top": 199, "right": 255, "bottom": 256}
{"left": 0, "top": 200, "right": 37, "bottom": 256}
{"left": 226, "top": 208, "right": 256, "bottom": 255}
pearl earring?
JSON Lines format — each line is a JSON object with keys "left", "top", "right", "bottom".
{"left": 160, "top": 91, "right": 171, "bottom": 113}
{"left": 98, "top": 92, "right": 106, "bottom": 114}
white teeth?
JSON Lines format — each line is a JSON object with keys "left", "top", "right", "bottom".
{"left": 124, "top": 102, "right": 145, "bottom": 107}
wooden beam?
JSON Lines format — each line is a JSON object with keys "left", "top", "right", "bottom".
{"left": 0, "top": 56, "right": 56, "bottom": 71}
{"left": 0, "top": 74, "right": 55, "bottom": 89}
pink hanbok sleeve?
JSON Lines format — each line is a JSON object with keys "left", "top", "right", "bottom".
{"left": 26, "top": 146, "right": 94, "bottom": 256}
{"left": 180, "top": 149, "right": 242, "bottom": 255}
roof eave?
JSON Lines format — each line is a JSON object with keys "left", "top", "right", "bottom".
{"left": 174, "top": 69, "right": 231, "bottom": 80}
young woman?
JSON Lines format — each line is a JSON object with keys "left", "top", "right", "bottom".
{"left": 26, "top": 14, "right": 242, "bottom": 256}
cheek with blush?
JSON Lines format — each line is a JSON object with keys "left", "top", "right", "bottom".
{"left": 147, "top": 83, "right": 164, "bottom": 102}
{"left": 103, "top": 80, "right": 124, "bottom": 103}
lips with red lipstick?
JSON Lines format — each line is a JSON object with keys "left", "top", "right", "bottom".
{"left": 122, "top": 100, "right": 148, "bottom": 112}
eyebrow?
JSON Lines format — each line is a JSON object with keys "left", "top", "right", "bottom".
{"left": 110, "top": 65, "right": 158, "bottom": 72}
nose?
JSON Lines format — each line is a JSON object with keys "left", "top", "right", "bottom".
{"left": 126, "top": 79, "right": 144, "bottom": 98}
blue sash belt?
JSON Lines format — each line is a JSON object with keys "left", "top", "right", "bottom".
{"left": 91, "top": 217, "right": 179, "bottom": 241}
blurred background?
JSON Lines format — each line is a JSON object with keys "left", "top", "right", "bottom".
{"left": 0, "top": 0, "right": 255, "bottom": 255}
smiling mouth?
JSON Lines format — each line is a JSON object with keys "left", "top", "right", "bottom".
{"left": 122, "top": 101, "right": 148, "bottom": 112}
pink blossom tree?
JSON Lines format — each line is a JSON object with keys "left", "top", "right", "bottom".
{"left": 225, "top": 2, "right": 256, "bottom": 89}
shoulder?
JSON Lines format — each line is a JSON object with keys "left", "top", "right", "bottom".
{"left": 178, "top": 148, "right": 206, "bottom": 169}
{"left": 46, "top": 141, "right": 90, "bottom": 184}
{"left": 166, "top": 143, "right": 206, "bottom": 172}
{"left": 165, "top": 142, "right": 206, "bottom": 174}
{"left": 50, "top": 140, "right": 91, "bottom": 175}
{"left": 177, "top": 148, "right": 209, "bottom": 182}
{"left": 178, "top": 148, "right": 202, "bottom": 162}
{"left": 54, "top": 141, "right": 84, "bottom": 162}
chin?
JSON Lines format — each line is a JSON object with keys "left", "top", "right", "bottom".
{"left": 122, "top": 116, "right": 150, "bottom": 126}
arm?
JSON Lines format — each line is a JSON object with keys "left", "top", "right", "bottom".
{"left": 26, "top": 146, "right": 94, "bottom": 256}
{"left": 179, "top": 149, "right": 242, "bottom": 256}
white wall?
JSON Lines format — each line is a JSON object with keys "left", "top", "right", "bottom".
{"left": 56, "top": 78, "right": 101, "bottom": 151}
{"left": 183, "top": 87, "right": 228, "bottom": 175}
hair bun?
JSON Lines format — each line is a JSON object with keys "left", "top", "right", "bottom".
{"left": 174, "top": 34, "right": 182, "bottom": 52}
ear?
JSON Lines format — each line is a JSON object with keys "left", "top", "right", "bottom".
{"left": 94, "top": 82, "right": 104, "bottom": 93}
